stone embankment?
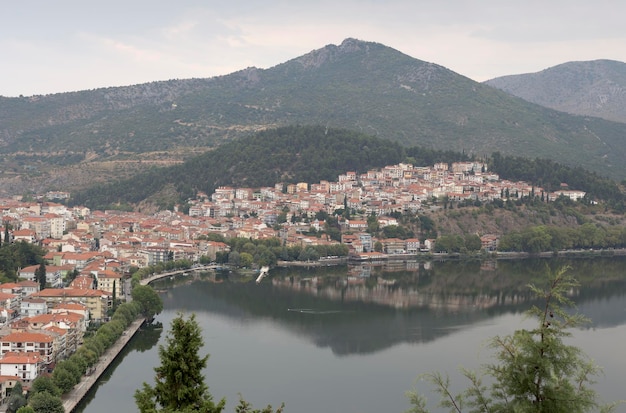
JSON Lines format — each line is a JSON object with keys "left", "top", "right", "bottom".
{"left": 61, "top": 318, "right": 145, "bottom": 412}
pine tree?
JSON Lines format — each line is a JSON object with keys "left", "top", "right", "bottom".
{"left": 135, "top": 313, "right": 226, "bottom": 413}
{"left": 135, "top": 313, "right": 283, "bottom": 413}
{"left": 407, "top": 266, "right": 621, "bottom": 413}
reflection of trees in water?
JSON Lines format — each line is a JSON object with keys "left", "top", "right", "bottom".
{"left": 73, "top": 323, "right": 162, "bottom": 412}
{"left": 158, "top": 257, "right": 626, "bottom": 356}
{"left": 270, "top": 257, "right": 626, "bottom": 311}
{"left": 133, "top": 322, "right": 163, "bottom": 352}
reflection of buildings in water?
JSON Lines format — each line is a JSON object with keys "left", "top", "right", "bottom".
{"left": 480, "top": 260, "right": 497, "bottom": 271}
{"left": 271, "top": 261, "right": 532, "bottom": 311}
{"left": 348, "top": 260, "right": 420, "bottom": 276}
{"left": 348, "top": 265, "right": 372, "bottom": 278}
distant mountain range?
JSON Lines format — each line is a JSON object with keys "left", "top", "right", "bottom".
{"left": 485, "top": 59, "right": 626, "bottom": 124}
{"left": 1, "top": 38, "right": 626, "bottom": 197}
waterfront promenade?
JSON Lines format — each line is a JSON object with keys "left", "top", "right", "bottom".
{"left": 61, "top": 317, "right": 145, "bottom": 413}
{"left": 59, "top": 266, "right": 214, "bottom": 412}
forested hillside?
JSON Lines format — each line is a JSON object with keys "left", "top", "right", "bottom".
{"left": 69, "top": 125, "right": 624, "bottom": 212}
{"left": 70, "top": 126, "right": 410, "bottom": 210}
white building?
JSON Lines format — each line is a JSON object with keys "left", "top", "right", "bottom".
{"left": 0, "top": 352, "right": 43, "bottom": 382}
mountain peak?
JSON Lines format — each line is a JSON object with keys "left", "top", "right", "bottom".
{"left": 287, "top": 38, "right": 378, "bottom": 70}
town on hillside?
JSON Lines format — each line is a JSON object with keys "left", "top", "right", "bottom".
{"left": 0, "top": 161, "right": 586, "bottom": 403}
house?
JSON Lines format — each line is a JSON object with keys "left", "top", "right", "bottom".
{"left": 480, "top": 234, "right": 499, "bottom": 252}
{"left": 17, "top": 265, "right": 63, "bottom": 288}
{"left": 17, "top": 281, "right": 39, "bottom": 297}
{"left": 11, "top": 229, "right": 37, "bottom": 243}
{"left": 0, "top": 284, "right": 22, "bottom": 297}
{"left": 0, "top": 332, "right": 54, "bottom": 366}
{"left": 0, "top": 352, "right": 42, "bottom": 382}
{"left": 70, "top": 275, "right": 95, "bottom": 290}
{"left": 20, "top": 298, "right": 48, "bottom": 318}
{"left": 0, "top": 293, "right": 20, "bottom": 319}
{"left": 422, "top": 239, "right": 436, "bottom": 252}
{"left": 31, "top": 288, "right": 111, "bottom": 321}
{"left": 50, "top": 302, "right": 90, "bottom": 324}
{"left": 382, "top": 238, "right": 405, "bottom": 254}
{"left": 405, "top": 238, "right": 420, "bottom": 254}
{"left": 96, "top": 269, "right": 124, "bottom": 297}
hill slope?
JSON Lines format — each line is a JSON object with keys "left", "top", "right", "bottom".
{"left": 485, "top": 60, "right": 626, "bottom": 124}
{"left": 69, "top": 125, "right": 624, "bottom": 211}
{"left": 69, "top": 126, "right": 410, "bottom": 209}
{"left": 2, "top": 39, "right": 626, "bottom": 195}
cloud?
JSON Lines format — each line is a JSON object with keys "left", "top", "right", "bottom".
{"left": 2, "top": 0, "right": 626, "bottom": 96}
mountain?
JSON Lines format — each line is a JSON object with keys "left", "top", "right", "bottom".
{"left": 2, "top": 39, "right": 626, "bottom": 197}
{"left": 484, "top": 60, "right": 626, "bottom": 124}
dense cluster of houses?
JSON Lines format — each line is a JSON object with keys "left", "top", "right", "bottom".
{"left": 0, "top": 279, "right": 89, "bottom": 402}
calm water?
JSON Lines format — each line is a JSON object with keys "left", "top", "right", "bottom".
{"left": 76, "top": 257, "right": 626, "bottom": 412}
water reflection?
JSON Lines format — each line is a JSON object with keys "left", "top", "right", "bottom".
{"left": 74, "top": 323, "right": 163, "bottom": 412}
{"left": 155, "top": 257, "right": 626, "bottom": 356}
{"left": 81, "top": 257, "right": 626, "bottom": 413}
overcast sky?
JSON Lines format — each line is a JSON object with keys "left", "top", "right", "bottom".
{"left": 2, "top": 1, "right": 624, "bottom": 97}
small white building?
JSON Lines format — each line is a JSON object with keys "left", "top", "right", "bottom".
{"left": 20, "top": 298, "right": 48, "bottom": 318}
{"left": 0, "top": 352, "right": 42, "bottom": 382}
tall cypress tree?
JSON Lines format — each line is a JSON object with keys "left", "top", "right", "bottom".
{"left": 35, "top": 262, "right": 46, "bottom": 291}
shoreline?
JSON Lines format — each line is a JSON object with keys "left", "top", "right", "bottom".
{"left": 61, "top": 317, "right": 145, "bottom": 413}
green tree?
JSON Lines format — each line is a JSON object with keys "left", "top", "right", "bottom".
{"left": 27, "top": 391, "right": 64, "bottom": 413}
{"left": 52, "top": 367, "right": 78, "bottom": 394}
{"left": 35, "top": 262, "right": 46, "bottom": 290}
{"left": 374, "top": 241, "right": 383, "bottom": 253}
{"left": 407, "top": 267, "right": 621, "bottom": 413}
{"left": 3, "top": 222, "right": 9, "bottom": 245}
{"left": 135, "top": 313, "right": 226, "bottom": 413}
{"left": 135, "top": 313, "right": 283, "bottom": 413}
{"left": 463, "top": 234, "right": 482, "bottom": 252}
{"left": 239, "top": 252, "right": 254, "bottom": 268}
{"left": 131, "top": 285, "right": 164, "bottom": 321}
{"left": 30, "top": 374, "right": 61, "bottom": 397}
{"left": 6, "top": 382, "right": 26, "bottom": 413}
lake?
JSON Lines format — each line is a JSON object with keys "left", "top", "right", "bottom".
{"left": 76, "top": 257, "right": 626, "bottom": 412}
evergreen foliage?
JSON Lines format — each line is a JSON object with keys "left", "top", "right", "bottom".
{"left": 6, "top": 382, "right": 26, "bottom": 413}
{"left": 406, "top": 266, "right": 621, "bottom": 413}
{"left": 135, "top": 313, "right": 282, "bottom": 413}
{"left": 0, "top": 241, "right": 46, "bottom": 282}
{"left": 35, "top": 262, "right": 46, "bottom": 290}
{"left": 490, "top": 152, "right": 624, "bottom": 206}
{"left": 136, "top": 313, "right": 225, "bottom": 412}
{"left": 68, "top": 125, "right": 623, "bottom": 212}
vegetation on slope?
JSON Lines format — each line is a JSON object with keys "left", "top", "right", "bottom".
{"left": 3, "top": 39, "right": 626, "bottom": 184}
{"left": 69, "top": 125, "right": 624, "bottom": 212}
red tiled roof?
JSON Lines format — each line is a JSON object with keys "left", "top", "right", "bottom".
{"left": 1, "top": 331, "right": 54, "bottom": 343}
